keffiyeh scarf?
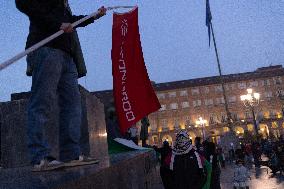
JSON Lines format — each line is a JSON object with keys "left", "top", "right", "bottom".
{"left": 172, "top": 130, "right": 193, "bottom": 155}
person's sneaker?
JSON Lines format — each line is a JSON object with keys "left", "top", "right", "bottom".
{"left": 64, "top": 155, "right": 99, "bottom": 167}
{"left": 32, "top": 156, "right": 64, "bottom": 172}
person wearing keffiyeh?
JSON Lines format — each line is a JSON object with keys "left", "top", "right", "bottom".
{"left": 170, "top": 130, "right": 206, "bottom": 189}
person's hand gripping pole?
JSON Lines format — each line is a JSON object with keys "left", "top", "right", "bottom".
{"left": 60, "top": 6, "right": 107, "bottom": 33}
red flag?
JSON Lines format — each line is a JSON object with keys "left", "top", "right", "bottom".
{"left": 112, "top": 7, "right": 161, "bottom": 135}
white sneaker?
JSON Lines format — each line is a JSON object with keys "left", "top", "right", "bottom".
{"left": 64, "top": 155, "right": 99, "bottom": 167}
{"left": 32, "top": 157, "right": 64, "bottom": 172}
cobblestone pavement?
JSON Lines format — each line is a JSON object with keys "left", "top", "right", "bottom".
{"left": 153, "top": 164, "right": 284, "bottom": 189}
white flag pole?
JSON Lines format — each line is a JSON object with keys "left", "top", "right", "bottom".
{"left": 0, "top": 6, "right": 135, "bottom": 71}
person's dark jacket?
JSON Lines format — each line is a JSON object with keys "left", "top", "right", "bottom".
{"left": 154, "top": 145, "right": 172, "bottom": 168}
{"left": 173, "top": 149, "right": 206, "bottom": 189}
{"left": 15, "top": 0, "right": 95, "bottom": 77}
{"left": 154, "top": 145, "right": 174, "bottom": 189}
{"left": 205, "top": 142, "right": 221, "bottom": 189}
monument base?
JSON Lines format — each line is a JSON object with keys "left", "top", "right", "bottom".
{"left": 0, "top": 150, "right": 159, "bottom": 189}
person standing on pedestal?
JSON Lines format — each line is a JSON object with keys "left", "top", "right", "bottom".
{"left": 15, "top": 0, "right": 106, "bottom": 171}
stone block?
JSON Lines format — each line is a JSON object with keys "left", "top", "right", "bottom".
{"left": 0, "top": 86, "right": 107, "bottom": 168}
{"left": 0, "top": 150, "right": 158, "bottom": 189}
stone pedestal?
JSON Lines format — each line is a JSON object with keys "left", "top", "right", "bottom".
{"left": 0, "top": 86, "right": 107, "bottom": 168}
{"left": 0, "top": 150, "right": 158, "bottom": 189}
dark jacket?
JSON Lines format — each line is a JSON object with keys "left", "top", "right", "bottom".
{"left": 204, "top": 142, "right": 221, "bottom": 189}
{"left": 173, "top": 149, "right": 206, "bottom": 189}
{"left": 154, "top": 145, "right": 172, "bottom": 168}
{"left": 15, "top": 0, "right": 94, "bottom": 78}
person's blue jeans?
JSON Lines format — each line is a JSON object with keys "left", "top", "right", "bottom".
{"left": 27, "top": 47, "right": 82, "bottom": 165}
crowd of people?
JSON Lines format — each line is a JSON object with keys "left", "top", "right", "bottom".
{"left": 153, "top": 132, "right": 284, "bottom": 189}
{"left": 226, "top": 137, "right": 284, "bottom": 175}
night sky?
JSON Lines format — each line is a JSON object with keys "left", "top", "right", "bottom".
{"left": 0, "top": 0, "right": 283, "bottom": 102}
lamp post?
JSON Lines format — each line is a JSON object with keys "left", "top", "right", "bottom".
{"left": 240, "top": 88, "right": 260, "bottom": 135}
{"left": 196, "top": 117, "right": 207, "bottom": 141}
{"left": 276, "top": 89, "right": 284, "bottom": 117}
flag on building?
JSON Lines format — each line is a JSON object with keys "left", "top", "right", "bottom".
{"left": 206, "top": 0, "right": 212, "bottom": 46}
{"left": 111, "top": 7, "right": 161, "bottom": 135}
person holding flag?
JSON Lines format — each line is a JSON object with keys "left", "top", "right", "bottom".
{"left": 15, "top": 0, "right": 106, "bottom": 171}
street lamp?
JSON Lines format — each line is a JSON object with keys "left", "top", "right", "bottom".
{"left": 276, "top": 89, "right": 284, "bottom": 117}
{"left": 196, "top": 117, "right": 207, "bottom": 140}
{"left": 240, "top": 88, "right": 260, "bottom": 135}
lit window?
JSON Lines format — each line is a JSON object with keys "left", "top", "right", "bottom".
{"left": 209, "top": 113, "right": 217, "bottom": 124}
{"left": 228, "top": 96, "right": 237, "bottom": 103}
{"left": 248, "top": 81, "right": 258, "bottom": 87}
{"left": 193, "top": 100, "right": 201, "bottom": 107}
{"left": 215, "top": 85, "right": 223, "bottom": 92}
{"left": 270, "top": 110, "right": 277, "bottom": 118}
{"left": 264, "top": 91, "right": 273, "bottom": 98}
{"left": 264, "top": 79, "right": 271, "bottom": 86}
{"left": 225, "top": 85, "right": 230, "bottom": 91}
{"left": 215, "top": 98, "right": 219, "bottom": 104}
{"left": 159, "top": 104, "right": 166, "bottom": 111}
{"left": 170, "top": 103, "right": 178, "bottom": 110}
{"left": 273, "top": 77, "right": 282, "bottom": 85}
{"left": 181, "top": 101, "right": 190, "bottom": 108}
{"left": 161, "top": 119, "right": 167, "bottom": 127}
{"left": 157, "top": 93, "right": 165, "bottom": 99}
{"left": 198, "top": 100, "right": 202, "bottom": 106}
{"left": 184, "top": 116, "right": 191, "bottom": 126}
{"left": 232, "top": 112, "right": 239, "bottom": 120}
{"left": 215, "top": 97, "right": 225, "bottom": 104}
{"left": 264, "top": 111, "right": 270, "bottom": 119}
{"left": 180, "top": 90, "right": 188, "bottom": 96}
{"left": 168, "top": 91, "right": 176, "bottom": 98}
{"left": 238, "top": 82, "right": 246, "bottom": 89}
{"left": 223, "top": 127, "right": 230, "bottom": 132}
{"left": 174, "top": 118, "right": 180, "bottom": 129}
{"left": 221, "top": 112, "right": 227, "bottom": 123}
{"left": 203, "top": 87, "right": 210, "bottom": 94}
{"left": 191, "top": 88, "right": 200, "bottom": 95}
{"left": 260, "top": 80, "right": 265, "bottom": 86}
{"left": 245, "top": 111, "right": 251, "bottom": 119}
{"left": 204, "top": 99, "right": 213, "bottom": 106}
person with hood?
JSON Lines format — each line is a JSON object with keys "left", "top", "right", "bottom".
{"left": 170, "top": 130, "right": 206, "bottom": 189}
{"left": 15, "top": 0, "right": 106, "bottom": 171}
{"left": 153, "top": 141, "right": 174, "bottom": 189}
